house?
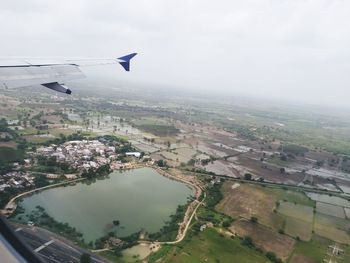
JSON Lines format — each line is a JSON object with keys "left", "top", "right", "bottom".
{"left": 108, "top": 237, "right": 123, "bottom": 248}
{"left": 126, "top": 152, "right": 141, "bottom": 158}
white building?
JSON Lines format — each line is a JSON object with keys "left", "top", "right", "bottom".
{"left": 126, "top": 152, "right": 141, "bottom": 158}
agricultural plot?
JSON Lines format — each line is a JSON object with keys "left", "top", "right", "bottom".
{"left": 22, "top": 134, "right": 56, "bottom": 143}
{"left": 316, "top": 202, "right": 346, "bottom": 218}
{"left": 232, "top": 219, "right": 295, "bottom": 260}
{"left": 173, "top": 147, "right": 197, "bottom": 162}
{"left": 314, "top": 213, "right": 350, "bottom": 244}
{"left": 314, "top": 224, "right": 350, "bottom": 244}
{"left": 198, "top": 160, "right": 238, "bottom": 177}
{"left": 216, "top": 183, "right": 284, "bottom": 230}
{"left": 197, "top": 143, "right": 227, "bottom": 158}
{"left": 284, "top": 216, "right": 312, "bottom": 241}
{"left": 290, "top": 235, "right": 335, "bottom": 263}
{"left": 278, "top": 202, "right": 314, "bottom": 223}
{"left": 306, "top": 193, "right": 350, "bottom": 208}
{"left": 315, "top": 213, "right": 350, "bottom": 231}
{"left": 0, "top": 146, "right": 23, "bottom": 162}
{"left": 345, "top": 208, "right": 350, "bottom": 219}
{"left": 160, "top": 148, "right": 197, "bottom": 164}
{"left": 150, "top": 228, "right": 269, "bottom": 263}
{"left": 266, "top": 189, "right": 314, "bottom": 207}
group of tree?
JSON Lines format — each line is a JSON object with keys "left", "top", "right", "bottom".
{"left": 156, "top": 159, "right": 167, "bottom": 167}
{"left": 81, "top": 164, "right": 111, "bottom": 180}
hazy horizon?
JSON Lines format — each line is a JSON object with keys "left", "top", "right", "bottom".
{"left": 1, "top": 0, "right": 350, "bottom": 107}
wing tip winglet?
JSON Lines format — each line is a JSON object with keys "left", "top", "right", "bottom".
{"left": 117, "top": 53, "right": 137, "bottom": 71}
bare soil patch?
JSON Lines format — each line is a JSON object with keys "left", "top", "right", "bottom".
{"left": 231, "top": 219, "right": 295, "bottom": 260}
{"left": 216, "top": 183, "right": 284, "bottom": 230}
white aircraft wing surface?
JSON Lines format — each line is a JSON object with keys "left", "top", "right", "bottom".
{"left": 0, "top": 53, "right": 137, "bottom": 94}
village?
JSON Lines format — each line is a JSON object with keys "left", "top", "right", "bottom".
{"left": 0, "top": 138, "right": 147, "bottom": 200}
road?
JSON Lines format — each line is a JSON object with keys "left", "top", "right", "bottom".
{"left": 10, "top": 223, "right": 110, "bottom": 263}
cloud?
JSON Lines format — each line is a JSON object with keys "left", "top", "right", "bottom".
{"left": 1, "top": 0, "right": 350, "bottom": 106}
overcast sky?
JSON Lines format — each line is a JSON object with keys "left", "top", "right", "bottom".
{"left": 1, "top": 0, "right": 350, "bottom": 107}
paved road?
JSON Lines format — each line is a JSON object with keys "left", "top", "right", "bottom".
{"left": 10, "top": 223, "right": 110, "bottom": 263}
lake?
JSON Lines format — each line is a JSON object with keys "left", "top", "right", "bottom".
{"left": 15, "top": 167, "right": 193, "bottom": 242}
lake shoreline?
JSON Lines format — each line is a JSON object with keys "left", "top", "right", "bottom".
{"left": 8, "top": 166, "right": 195, "bottom": 243}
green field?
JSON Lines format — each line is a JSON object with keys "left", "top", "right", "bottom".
{"left": 278, "top": 202, "right": 314, "bottom": 223}
{"left": 266, "top": 188, "right": 315, "bottom": 207}
{"left": 284, "top": 217, "right": 312, "bottom": 241}
{"left": 290, "top": 235, "right": 333, "bottom": 263}
{"left": 149, "top": 228, "right": 272, "bottom": 263}
{"left": 314, "top": 213, "right": 350, "bottom": 244}
{"left": 0, "top": 146, "right": 23, "bottom": 162}
{"left": 135, "top": 124, "right": 179, "bottom": 136}
{"left": 315, "top": 213, "right": 350, "bottom": 232}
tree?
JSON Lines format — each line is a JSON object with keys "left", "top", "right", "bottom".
{"left": 113, "top": 220, "right": 120, "bottom": 226}
{"left": 241, "top": 236, "right": 254, "bottom": 247}
{"left": 266, "top": 251, "right": 282, "bottom": 263}
{"left": 156, "top": 159, "right": 167, "bottom": 167}
{"left": 244, "top": 173, "right": 252, "bottom": 180}
{"left": 280, "top": 155, "right": 287, "bottom": 161}
{"left": 80, "top": 253, "right": 91, "bottom": 263}
{"left": 250, "top": 216, "right": 258, "bottom": 223}
{"left": 280, "top": 167, "right": 285, "bottom": 174}
{"left": 222, "top": 221, "right": 231, "bottom": 228}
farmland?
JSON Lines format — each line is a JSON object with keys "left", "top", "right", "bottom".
{"left": 148, "top": 228, "right": 271, "bottom": 263}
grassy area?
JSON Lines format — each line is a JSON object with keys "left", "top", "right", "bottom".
{"left": 148, "top": 228, "right": 271, "bottom": 263}
{"left": 0, "top": 146, "right": 23, "bottom": 162}
{"left": 96, "top": 251, "right": 125, "bottom": 263}
{"left": 284, "top": 217, "right": 312, "bottom": 241}
{"left": 135, "top": 124, "right": 179, "bottom": 137}
{"left": 264, "top": 187, "right": 315, "bottom": 207}
{"left": 278, "top": 202, "right": 314, "bottom": 223}
{"left": 287, "top": 234, "right": 350, "bottom": 263}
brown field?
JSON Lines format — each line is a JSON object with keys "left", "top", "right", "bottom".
{"left": 216, "top": 183, "right": 284, "bottom": 230}
{"left": 284, "top": 217, "right": 312, "bottom": 241}
{"left": 48, "top": 128, "right": 75, "bottom": 137}
{"left": 234, "top": 155, "right": 305, "bottom": 184}
{"left": 231, "top": 219, "right": 295, "bottom": 260}
{"left": 0, "top": 141, "right": 17, "bottom": 149}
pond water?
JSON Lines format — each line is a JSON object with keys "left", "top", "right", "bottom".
{"left": 15, "top": 167, "right": 193, "bottom": 242}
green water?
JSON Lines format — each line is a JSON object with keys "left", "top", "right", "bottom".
{"left": 16, "top": 167, "right": 193, "bottom": 242}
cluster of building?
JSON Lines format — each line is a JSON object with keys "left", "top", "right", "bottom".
{"left": 35, "top": 140, "right": 143, "bottom": 173}
{"left": 36, "top": 140, "right": 118, "bottom": 171}
{"left": 0, "top": 171, "right": 34, "bottom": 192}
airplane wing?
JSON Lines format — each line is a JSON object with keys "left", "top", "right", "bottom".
{"left": 0, "top": 53, "right": 137, "bottom": 94}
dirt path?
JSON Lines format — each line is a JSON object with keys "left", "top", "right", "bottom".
{"left": 139, "top": 167, "right": 205, "bottom": 245}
